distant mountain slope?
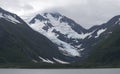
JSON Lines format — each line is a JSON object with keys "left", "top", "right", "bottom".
{"left": 28, "top": 11, "right": 120, "bottom": 66}
{"left": 80, "top": 15, "right": 120, "bottom": 58}
{"left": 1, "top": 7, "right": 120, "bottom": 68}
{"left": 28, "top": 12, "right": 117, "bottom": 58}
{"left": 28, "top": 12, "right": 95, "bottom": 57}
{"left": 0, "top": 8, "right": 75, "bottom": 64}
{"left": 83, "top": 16, "right": 120, "bottom": 67}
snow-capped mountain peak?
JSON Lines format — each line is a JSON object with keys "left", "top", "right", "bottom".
{"left": 28, "top": 11, "right": 114, "bottom": 58}
{"left": 44, "top": 12, "right": 62, "bottom": 19}
{"left": 29, "top": 12, "right": 89, "bottom": 57}
{"left": 1, "top": 7, "right": 119, "bottom": 63}
{"left": 29, "top": 14, "right": 49, "bottom": 24}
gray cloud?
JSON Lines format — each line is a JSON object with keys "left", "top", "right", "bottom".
{"left": 55, "top": 0, "right": 120, "bottom": 28}
{"left": 0, "top": 0, "right": 120, "bottom": 28}
{"left": 0, "top": 0, "right": 35, "bottom": 15}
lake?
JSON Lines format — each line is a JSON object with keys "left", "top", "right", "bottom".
{"left": 0, "top": 69, "right": 120, "bottom": 74}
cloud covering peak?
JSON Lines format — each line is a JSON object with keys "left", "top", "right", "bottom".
{"left": 1, "top": 0, "right": 120, "bottom": 28}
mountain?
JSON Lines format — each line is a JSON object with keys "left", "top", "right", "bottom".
{"left": 82, "top": 15, "right": 120, "bottom": 67}
{"left": 84, "top": 28, "right": 120, "bottom": 67}
{"left": 28, "top": 12, "right": 113, "bottom": 59}
{"left": 84, "top": 15, "right": 120, "bottom": 50}
{"left": 28, "top": 12, "right": 93, "bottom": 57}
{"left": 1, "top": 7, "right": 120, "bottom": 68}
{"left": 0, "top": 8, "right": 77, "bottom": 65}
{"left": 28, "top": 11, "right": 120, "bottom": 64}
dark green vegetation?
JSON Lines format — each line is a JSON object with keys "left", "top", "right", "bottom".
{"left": 0, "top": 7, "right": 120, "bottom": 68}
{"left": 84, "top": 25, "right": 120, "bottom": 68}
{"left": 0, "top": 17, "right": 67, "bottom": 64}
{"left": 0, "top": 8, "right": 79, "bottom": 68}
{"left": 0, "top": 18, "right": 120, "bottom": 68}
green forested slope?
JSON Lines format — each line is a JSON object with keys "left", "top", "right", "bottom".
{"left": 0, "top": 18, "right": 64, "bottom": 64}
{"left": 84, "top": 25, "right": 120, "bottom": 67}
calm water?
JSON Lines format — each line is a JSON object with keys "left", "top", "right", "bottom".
{"left": 0, "top": 69, "right": 120, "bottom": 74}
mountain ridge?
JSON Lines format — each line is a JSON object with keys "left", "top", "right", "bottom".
{"left": 0, "top": 7, "right": 78, "bottom": 64}
{"left": 28, "top": 11, "right": 120, "bottom": 61}
{"left": 0, "top": 7, "right": 120, "bottom": 68}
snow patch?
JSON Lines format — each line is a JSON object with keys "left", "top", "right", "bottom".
{"left": 88, "top": 35, "right": 92, "bottom": 39}
{"left": 115, "top": 18, "right": 120, "bottom": 25}
{"left": 32, "top": 59, "right": 38, "bottom": 63}
{"left": 58, "top": 47, "right": 80, "bottom": 57}
{"left": 4, "top": 14, "right": 20, "bottom": 23}
{"left": 80, "top": 48, "right": 85, "bottom": 51}
{"left": 95, "top": 28, "right": 107, "bottom": 38}
{"left": 76, "top": 44, "right": 82, "bottom": 48}
{"left": 0, "top": 13, "right": 20, "bottom": 24}
{"left": 53, "top": 58, "right": 69, "bottom": 64}
{"left": 39, "top": 56, "right": 54, "bottom": 64}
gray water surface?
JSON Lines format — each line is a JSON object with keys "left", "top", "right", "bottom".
{"left": 0, "top": 69, "right": 120, "bottom": 74}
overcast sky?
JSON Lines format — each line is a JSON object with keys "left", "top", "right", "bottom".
{"left": 0, "top": 0, "right": 120, "bottom": 28}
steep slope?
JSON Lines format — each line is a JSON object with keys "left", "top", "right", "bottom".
{"left": 84, "top": 26, "right": 120, "bottom": 67}
{"left": 28, "top": 12, "right": 96, "bottom": 57}
{"left": 28, "top": 11, "right": 120, "bottom": 63}
{"left": 81, "top": 15, "right": 120, "bottom": 57}
{"left": 83, "top": 15, "right": 120, "bottom": 67}
{"left": 0, "top": 8, "right": 74, "bottom": 64}
{"left": 1, "top": 7, "right": 120, "bottom": 67}
{"left": 28, "top": 12, "right": 115, "bottom": 59}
